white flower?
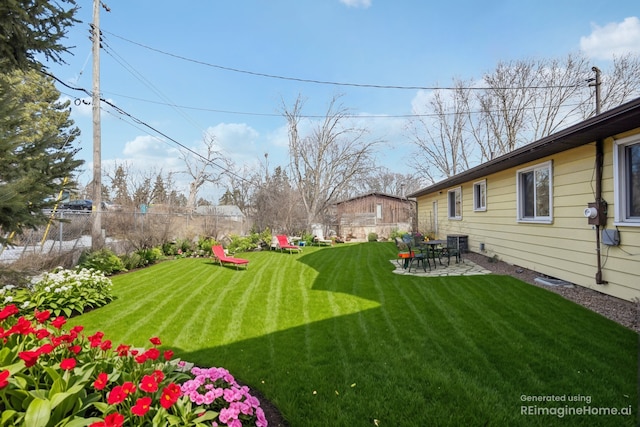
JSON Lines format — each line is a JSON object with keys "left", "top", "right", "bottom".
{"left": 21, "top": 301, "right": 30, "bottom": 309}
{"left": 3, "top": 296, "right": 13, "bottom": 303}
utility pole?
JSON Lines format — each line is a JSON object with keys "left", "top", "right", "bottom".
{"left": 91, "top": 0, "right": 103, "bottom": 249}
{"left": 590, "top": 66, "right": 602, "bottom": 115}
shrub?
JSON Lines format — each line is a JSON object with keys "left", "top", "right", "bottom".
{"left": 1, "top": 267, "right": 114, "bottom": 317}
{"left": 0, "top": 306, "right": 268, "bottom": 427}
{"left": 78, "top": 249, "right": 126, "bottom": 276}
{"left": 197, "top": 237, "right": 218, "bottom": 256}
{"left": 367, "top": 232, "right": 378, "bottom": 242}
{"left": 119, "top": 252, "right": 145, "bottom": 270}
{"left": 227, "top": 235, "right": 259, "bottom": 254}
{"left": 136, "top": 247, "right": 164, "bottom": 266}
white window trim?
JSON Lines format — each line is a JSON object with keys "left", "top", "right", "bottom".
{"left": 473, "top": 179, "right": 487, "bottom": 212}
{"left": 613, "top": 134, "right": 640, "bottom": 226}
{"left": 447, "top": 187, "right": 462, "bottom": 220}
{"left": 516, "top": 160, "right": 553, "bottom": 224}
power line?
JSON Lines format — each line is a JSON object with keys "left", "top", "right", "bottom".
{"left": 42, "top": 71, "right": 254, "bottom": 187}
{"left": 104, "top": 30, "right": 584, "bottom": 91}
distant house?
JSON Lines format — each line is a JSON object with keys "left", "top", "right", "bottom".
{"left": 408, "top": 97, "right": 640, "bottom": 302}
{"left": 335, "top": 192, "right": 414, "bottom": 240}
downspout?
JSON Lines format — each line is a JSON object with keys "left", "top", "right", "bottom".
{"left": 590, "top": 67, "right": 606, "bottom": 285}
{"left": 595, "top": 138, "right": 606, "bottom": 284}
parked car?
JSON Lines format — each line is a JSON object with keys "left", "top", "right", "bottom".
{"left": 60, "top": 199, "right": 93, "bottom": 211}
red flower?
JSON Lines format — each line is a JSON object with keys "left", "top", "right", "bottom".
{"left": 8, "top": 317, "right": 35, "bottom": 335}
{"left": 100, "top": 340, "right": 112, "bottom": 351}
{"left": 115, "top": 344, "right": 130, "bottom": 357}
{"left": 160, "top": 383, "right": 181, "bottom": 409}
{"left": 38, "top": 343, "right": 55, "bottom": 354}
{"left": 107, "top": 385, "right": 127, "bottom": 405}
{"left": 88, "top": 331, "right": 104, "bottom": 348}
{"left": 71, "top": 325, "right": 84, "bottom": 334}
{"left": 144, "top": 348, "right": 160, "bottom": 361}
{"left": 51, "top": 316, "right": 66, "bottom": 329}
{"left": 69, "top": 345, "right": 82, "bottom": 354}
{"left": 149, "top": 336, "right": 161, "bottom": 346}
{"left": 34, "top": 309, "right": 51, "bottom": 323}
{"left": 89, "top": 412, "right": 124, "bottom": 427}
{"left": 163, "top": 350, "right": 174, "bottom": 361}
{"left": 131, "top": 396, "right": 152, "bottom": 416}
{"left": 94, "top": 372, "right": 108, "bottom": 390}
{"left": 134, "top": 353, "right": 147, "bottom": 364}
{"left": 19, "top": 350, "right": 40, "bottom": 367}
{"left": 35, "top": 329, "right": 50, "bottom": 340}
{"left": 0, "top": 305, "right": 19, "bottom": 321}
{"left": 122, "top": 381, "right": 136, "bottom": 395}
{"left": 60, "top": 358, "right": 76, "bottom": 370}
{"left": 0, "top": 370, "right": 10, "bottom": 388}
{"left": 152, "top": 369, "right": 164, "bottom": 383}
{"left": 139, "top": 374, "right": 158, "bottom": 393}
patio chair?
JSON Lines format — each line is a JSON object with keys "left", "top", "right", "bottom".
{"left": 442, "top": 236, "right": 462, "bottom": 265}
{"left": 275, "top": 235, "right": 302, "bottom": 254}
{"left": 211, "top": 245, "right": 249, "bottom": 270}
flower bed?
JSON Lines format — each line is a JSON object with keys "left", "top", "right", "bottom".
{"left": 0, "top": 305, "right": 267, "bottom": 427}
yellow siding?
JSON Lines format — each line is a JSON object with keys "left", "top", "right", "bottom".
{"left": 416, "top": 135, "right": 640, "bottom": 302}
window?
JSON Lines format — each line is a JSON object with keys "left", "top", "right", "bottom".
{"left": 376, "top": 203, "right": 382, "bottom": 219}
{"left": 614, "top": 135, "right": 640, "bottom": 225}
{"left": 473, "top": 180, "right": 487, "bottom": 211}
{"left": 516, "top": 161, "right": 552, "bottom": 223}
{"left": 447, "top": 187, "right": 462, "bottom": 220}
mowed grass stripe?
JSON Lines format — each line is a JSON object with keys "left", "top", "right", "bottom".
{"left": 69, "top": 242, "right": 638, "bottom": 426}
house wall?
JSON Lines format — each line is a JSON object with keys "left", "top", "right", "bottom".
{"left": 416, "top": 133, "right": 640, "bottom": 302}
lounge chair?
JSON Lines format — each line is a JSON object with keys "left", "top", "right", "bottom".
{"left": 211, "top": 245, "right": 249, "bottom": 270}
{"left": 276, "top": 235, "right": 302, "bottom": 254}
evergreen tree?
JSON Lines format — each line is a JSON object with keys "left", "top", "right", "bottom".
{"left": 0, "top": 0, "right": 78, "bottom": 71}
{"left": 0, "top": 68, "right": 83, "bottom": 245}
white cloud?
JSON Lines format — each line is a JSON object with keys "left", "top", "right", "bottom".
{"left": 580, "top": 16, "right": 640, "bottom": 60}
{"left": 206, "top": 122, "right": 261, "bottom": 165}
{"left": 122, "top": 135, "right": 180, "bottom": 159}
{"left": 339, "top": 0, "right": 371, "bottom": 9}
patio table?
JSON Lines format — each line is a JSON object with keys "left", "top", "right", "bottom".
{"left": 419, "top": 240, "right": 446, "bottom": 269}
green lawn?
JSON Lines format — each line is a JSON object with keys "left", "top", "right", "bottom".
{"left": 69, "top": 243, "right": 638, "bottom": 426}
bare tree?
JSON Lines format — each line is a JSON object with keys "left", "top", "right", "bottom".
{"left": 181, "top": 132, "right": 229, "bottom": 210}
{"left": 407, "top": 82, "right": 473, "bottom": 182}
{"left": 283, "top": 94, "right": 380, "bottom": 227}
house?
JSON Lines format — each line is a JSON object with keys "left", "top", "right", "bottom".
{"left": 408, "top": 97, "right": 640, "bottom": 302}
{"left": 335, "top": 192, "right": 414, "bottom": 240}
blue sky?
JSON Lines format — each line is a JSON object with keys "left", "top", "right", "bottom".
{"left": 45, "top": 0, "right": 640, "bottom": 201}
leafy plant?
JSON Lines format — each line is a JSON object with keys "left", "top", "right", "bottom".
{"left": 0, "top": 306, "right": 268, "bottom": 426}
{"left": 78, "top": 249, "right": 126, "bottom": 276}
{"left": 135, "top": 247, "right": 164, "bottom": 266}
{"left": 1, "top": 268, "right": 114, "bottom": 317}
{"left": 197, "top": 237, "right": 218, "bottom": 255}
{"left": 367, "top": 232, "right": 378, "bottom": 242}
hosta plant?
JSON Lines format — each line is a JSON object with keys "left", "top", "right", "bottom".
{"left": 0, "top": 268, "right": 114, "bottom": 317}
{"left": 0, "top": 305, "right": 268, "bottom": 427}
